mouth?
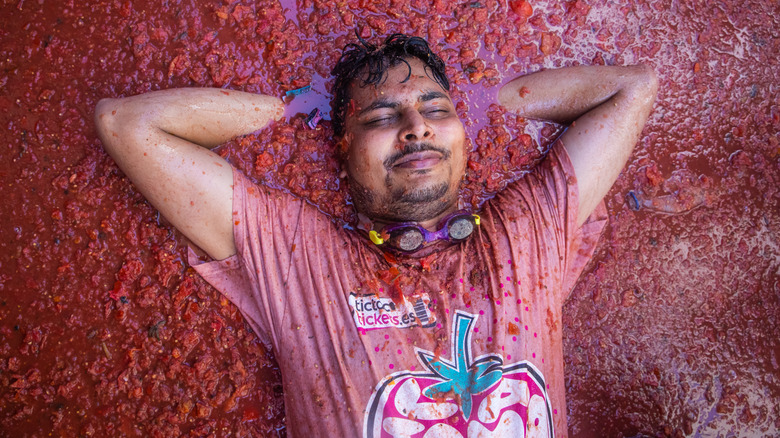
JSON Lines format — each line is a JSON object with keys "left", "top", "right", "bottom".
{"left": 391, "top": 151, "right": 444, "bottom": 170}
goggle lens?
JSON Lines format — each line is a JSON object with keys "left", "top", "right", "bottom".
{"left": 389, "top": 229, "right": 425, "bottom": 252}
{"left": 448, "top": 216, "right": 475, "bottom": 240}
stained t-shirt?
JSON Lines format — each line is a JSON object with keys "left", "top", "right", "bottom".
{"left": 189, "top": 140, "right": 607, "bottom": 438}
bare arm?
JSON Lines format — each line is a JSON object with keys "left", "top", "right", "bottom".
{"left": 95, "top": 88, "right": 283, "bottom": 260}
{"left": 498, "top": 65, "right": 658, "bottom": 226}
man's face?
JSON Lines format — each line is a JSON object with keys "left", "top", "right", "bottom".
{"left": 343, "top": 57, "right": 467, "bottom": 226}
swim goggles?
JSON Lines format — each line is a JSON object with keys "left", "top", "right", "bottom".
{"left": 368, "top": 210, "right": 480, "bottom": 253}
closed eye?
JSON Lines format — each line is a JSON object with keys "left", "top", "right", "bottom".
{"left": 366, "top": 115, "right": 395, "bottom": 125}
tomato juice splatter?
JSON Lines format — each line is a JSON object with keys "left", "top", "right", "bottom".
{"left": 0, "top": 0, "right": 778, "bottom": 436}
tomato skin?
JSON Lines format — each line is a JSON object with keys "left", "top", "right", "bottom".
{"left": 509, "top": 0, "right": 533, "bottom": 19}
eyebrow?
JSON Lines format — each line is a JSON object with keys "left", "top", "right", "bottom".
{"left": 357, "top": 90, "right": 451, "bottom": 117}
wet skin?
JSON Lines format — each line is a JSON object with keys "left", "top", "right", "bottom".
{"left": 343, "top": 58, "right": 467, "bottom": 230}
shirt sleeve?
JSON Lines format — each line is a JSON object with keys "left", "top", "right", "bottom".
{"left": 187, "top": 167, "right": 307, "bottom": 350}
{"left": 495, "top": 138, "right": 608, "bottom": 301}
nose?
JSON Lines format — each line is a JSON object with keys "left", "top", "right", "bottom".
{"left": 398, "top": 110, "right": 431, "bottom": 143}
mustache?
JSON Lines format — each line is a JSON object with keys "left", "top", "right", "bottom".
{"left": 383, "top": 143, "right": 451, "bottom": 169}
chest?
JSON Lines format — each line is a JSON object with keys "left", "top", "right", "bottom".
{"left": 282, "top": 236, "right": 561, "bottom": 368}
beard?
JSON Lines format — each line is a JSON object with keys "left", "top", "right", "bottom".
{"left": 349, "top": 175, "right": 455, "bottom": 223}
{"left": 348, "top": 141, "right": 462, "bottom": 223}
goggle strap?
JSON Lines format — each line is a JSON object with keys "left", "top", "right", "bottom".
{"left": 369, "top": 212, "right": 480, "bottom": 251}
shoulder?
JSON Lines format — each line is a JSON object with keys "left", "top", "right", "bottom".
{"left": 495, "top": 139, "right": 575, "bottom": 205}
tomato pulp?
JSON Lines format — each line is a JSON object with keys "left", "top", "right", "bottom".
{"left": 0, "top": 0, "right": 778, "bottom": 436}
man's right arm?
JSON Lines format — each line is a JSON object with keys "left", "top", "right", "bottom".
{"left": 94, "top": 88, "right": 283, "bottom": 260}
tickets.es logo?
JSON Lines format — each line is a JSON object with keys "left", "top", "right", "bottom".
{"left": 364, "top": 311, "right": 553, "bottom": 438}
{"left": 348, "top": 292, "right": 436, "bottom": 331}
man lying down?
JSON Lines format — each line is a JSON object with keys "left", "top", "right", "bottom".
{"left": 95, "top": 33, "right": 657, "bottom": 437}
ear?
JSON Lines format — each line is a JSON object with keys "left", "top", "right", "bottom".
{"left": 337, "top": 132, "right": 354, "bottom": 156}
{"left": 335, "top": 132, "right": 353, "bottom": 177}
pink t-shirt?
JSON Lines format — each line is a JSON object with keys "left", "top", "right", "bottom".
{"left": 190, "top": 140, "right": 607, "bottom": 437}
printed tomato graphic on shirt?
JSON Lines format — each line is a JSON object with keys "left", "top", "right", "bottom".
{"left": 364, "top": 311, "right": 553, "bottom": 438}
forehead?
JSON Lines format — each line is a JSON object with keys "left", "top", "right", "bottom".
{"left": 348, "top": 57, "right": 449, "bottom": 105}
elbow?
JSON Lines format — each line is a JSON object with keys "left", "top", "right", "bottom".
{"left": 94, "top": 98, "right": 116, "bottom": 135}
{"left": 637, "top": 64, "right": 658, "bottom": 98}
{"left": 642, "top": 65, "right": 659, "bottom": 98}
{"left": 626, "top": 64, "right": 658, "bottom": 106}
{"left": 95, "top": 98, "right": 114, "bottom": 119}
{"left": 94, "top": 97, "right": 136, "bottom": 154}
{"left": 94, "top": 97, "right": 144, "bottom": 142}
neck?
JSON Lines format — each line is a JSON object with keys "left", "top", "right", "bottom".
{"left": 367, "top": 204, "right": 460, "bottom": 232}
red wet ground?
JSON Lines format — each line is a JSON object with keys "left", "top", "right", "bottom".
{"left": 1, "top": 0, "right": 778, "bottom": 436}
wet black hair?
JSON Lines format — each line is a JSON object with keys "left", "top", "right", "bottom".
{"left": 330, "top": 33, "right": 450, "bottom": 138}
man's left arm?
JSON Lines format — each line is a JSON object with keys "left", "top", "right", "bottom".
{"left": 498, "top": 65, "right": 658, "bottom": 226}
